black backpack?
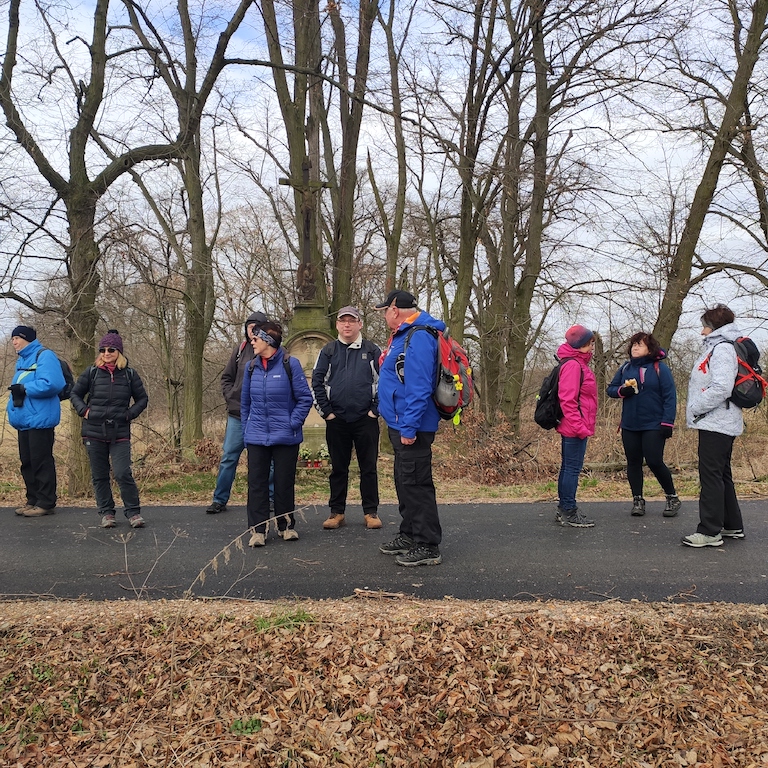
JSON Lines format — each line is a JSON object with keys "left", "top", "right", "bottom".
{"left": 34, "top": 348, "right": 75, "bottom": 401}
{"left": 534, "top": 358, "right": 582, "bottom": 430}
{"left": 703, "top": 337, "right": 767, "bottom": 409}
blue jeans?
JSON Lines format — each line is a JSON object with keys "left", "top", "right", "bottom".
{"left": 558, "top": 436, "right": 588, "bottom": 512}
{"left": 212, "top": 416, "right": 244, "bottom": 505}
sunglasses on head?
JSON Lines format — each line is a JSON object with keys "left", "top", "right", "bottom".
{"left": 99, "top": 347, "right": 118, "bottom": 353}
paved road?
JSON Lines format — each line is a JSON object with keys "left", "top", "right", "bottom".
{"left": 1, "top": 500, "right": 766, "bottom": 603}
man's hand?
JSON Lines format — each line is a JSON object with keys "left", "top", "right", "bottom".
{"left": 325, "top": 413, "right": 336, "bottom": 420}
{"left": 401, "top": 435, "right": 416, "bottom": 445}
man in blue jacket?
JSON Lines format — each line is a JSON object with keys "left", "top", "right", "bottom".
{"left": 312, "top": 305, "right": 382, "bottom": 530}
{"left": 375, "top": 290, "right": 443, "bottom": 566}
{"left": 7, "top": 325, "right": 65, "bottom": 516}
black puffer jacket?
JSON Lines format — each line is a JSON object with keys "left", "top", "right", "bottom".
{"left": 70, "top": 365, "right": 149, "bottom": 441}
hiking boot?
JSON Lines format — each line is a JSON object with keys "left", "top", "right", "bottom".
{"left": 129, "top": 514, "right": 145, "bottom": 528}
{"left": 631, "top": 496, "right": 646, "bottom": 516}
{"left": 15, "top": 504, "right": 34, "bottom": 516}
{"left": 22, "top": 506, "right": 55, "bottom": 517}
{"left": 395, "top": 545, "right": 442, "bottom": 567}
{"left": 323, "top": 513, "right": 345, "bottom": 529}
{"left": 721, "top": 529, "right": 745, "bottom": 539}
{"left": 681, "top": 532, "right": 723, "bottom": 548}
{"left": 379, "top": 534, "right": 415, "bottom": 555}
{"left": 558, "top": 509, "right": 595, "bottom": 528}
{"left": 364, "top": 513, "right": 383, "bottom": 529}
{"left": 206, "top": 501, "right": 227, "bottom": 515}
{"left": 663, "top": 495, "right": 682, "bottom": 517}
{"left": 248, "top": 531, "right": 266, "bottom": 547}
{"left": 281, "top": 528, "right": 299, "bottom": 541}
{"left": 100, "top": 514, "right": 117, "bottom": 528}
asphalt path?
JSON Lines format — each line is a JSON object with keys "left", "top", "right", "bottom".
{"left": 1, "top": 500, "right": 766, "bottom": 603}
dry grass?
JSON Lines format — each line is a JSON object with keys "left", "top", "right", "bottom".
{"left": 1, "top": 599, "right": 767, "bottom": 766}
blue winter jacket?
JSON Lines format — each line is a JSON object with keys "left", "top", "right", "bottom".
{"left": 378, "top": 311, "right": 444, "bottom": 438}
{"left": 606, "top": 350, "right": 676, "bottom": 431}
{"left": 7, "top": 339, "right": 65, "bottom": 431}
{"left": 241, "top": 348, "right": 313, "bottom": 446}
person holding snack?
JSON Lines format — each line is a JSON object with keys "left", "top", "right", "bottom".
{"left": 607, "top": 332, "right": 680, "bottom": 517}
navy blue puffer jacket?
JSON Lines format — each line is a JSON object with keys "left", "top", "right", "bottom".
{"left": 606, "top": 350, "right": 677, "bottom": 431}
{"left": 241, "top": 349, "right": 313, "bottom": 446}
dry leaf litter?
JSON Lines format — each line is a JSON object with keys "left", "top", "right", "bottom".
{"left": 1, "top": 599, "right": 767, "bottom": 767}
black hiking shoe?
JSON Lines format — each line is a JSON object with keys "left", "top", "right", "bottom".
{"left": 395, "top": 545, "right": 442, "bottom": 567}
{"left": 631, "top": 496, "right": 646, "bottom": 516}
{"left": 379, "top": 534, "right": 415, "bottom": 555}
{"left": 663, "top": 495, "right": 681, "bottom": 517}
{"left": 557, "top": 509, "right": 595, "bottom": 528}
{"left": 206, "top": 501, "right": 227, "bottom": 515}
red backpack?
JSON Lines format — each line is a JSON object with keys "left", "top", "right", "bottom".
{"left": 403, "top": 325, "right": 474, "bottom": 422}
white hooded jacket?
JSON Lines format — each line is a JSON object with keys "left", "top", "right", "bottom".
{"left": 686, "top": 322, "right": 743, "bottom": 437}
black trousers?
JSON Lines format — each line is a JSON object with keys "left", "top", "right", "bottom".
{"left": 326, "top": 415, "right": 380, "bottom": 514}
{"left": 621, "top": 429, "right": 676, "bottom": 497}
{"left": 84, "top": 439, "right": 141, "bottom": 517}
{"left": 246, "top": 443, "right": 300, "bottom": 533}
{"left": 18, "top": 427, "right": 57, "bottom": 509}
{"left": 389, "top": 428, "right": 441, "bottom": 547}
{"left": 697, "top": 430, "right": 742, "bottom": 536}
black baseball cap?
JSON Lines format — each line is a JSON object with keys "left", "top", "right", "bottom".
{"left": 374, "top": 290, "right": 418, "bottom": 310}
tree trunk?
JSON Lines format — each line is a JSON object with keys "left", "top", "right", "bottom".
{"left": 328, "top": 0, "right": 378, "bottom": 313}
{"left": 180, "top": 143, "right": 215, "bottom": 450}
{"left": 63, "top": 195, "right": 101, "bottom": 494}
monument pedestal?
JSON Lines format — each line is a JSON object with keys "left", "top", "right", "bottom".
{"left": 287, "top": 303, "right": 330, "bottom": 336}
{"left": 285, "top": 304, "right": 334, "bottom": 454}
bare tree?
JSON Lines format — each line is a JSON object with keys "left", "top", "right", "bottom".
{"left": 119, "top": 0, "right": 255, "bottom": 450}
{"left": 409, "top": 0, "right": 675, "bottom": 427}
{"left": 0, "top": 0, "right": 178, "bottom": 490}
{"left": 652, "top": 0, "right": 768, "bottom": 346}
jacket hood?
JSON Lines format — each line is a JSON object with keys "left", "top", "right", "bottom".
{"left": 703, "top": 322, "right": 742, "bottom": 349}
{"left": 245, "top": 311, "right": 268, "bottom": 340}
{"left": 557, "top": 341, "right": 593, "bottom": 363}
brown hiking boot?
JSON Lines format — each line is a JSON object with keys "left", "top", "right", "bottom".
{"left": 22, "top": 506, "right": 55, "bottom": 517}
{"left": 323, "top": 513, "right": 345, "bottom": 529}
{"left": 15, "top": 504, "right": 34, "bottom": 516}
{"left": 364, "top": 513, "right": 383, "bottom": 529}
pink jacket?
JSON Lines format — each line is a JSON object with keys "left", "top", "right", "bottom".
{"left": 555, "top": 343, "right": 598, "bottom": 439}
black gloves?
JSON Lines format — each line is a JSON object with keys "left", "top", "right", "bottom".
{"left": 660, "top": 425, "right": 674, "bottom": 440}
{"left": 9, "top": 383, "right": 26, "bottom": 407}
{"left": 618, "top": 385, "right": 636, "bottom": 398}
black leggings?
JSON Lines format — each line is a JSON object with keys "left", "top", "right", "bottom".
{"left": 621, "top": 429, "right": 676, "bottom": 497}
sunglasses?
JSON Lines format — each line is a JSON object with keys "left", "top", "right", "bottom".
{"left": 99, "top": 347, "right": 118, "bottom": 353}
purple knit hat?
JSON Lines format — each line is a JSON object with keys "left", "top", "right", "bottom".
{"left": 565, "top": 325, "right": 594, "bottom": 349}
{"left": 99, "top": 329, "right": 124, "bottom": 353}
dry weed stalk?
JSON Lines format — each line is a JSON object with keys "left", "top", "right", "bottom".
{"left": 185, "top": 504, "right": 312, "bottom": 598}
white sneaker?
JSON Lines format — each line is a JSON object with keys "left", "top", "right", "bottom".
{"left": 681, "top": 532, "right": 723, "bottom": 548}
{"left": 248, "top": 531, "right": 265, "bottom": 547}
{"left": 721, "top": 529, "right": 745, "bottom": 539}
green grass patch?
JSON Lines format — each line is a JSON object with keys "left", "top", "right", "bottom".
{"left": 231, "top": 717, "right": 263, "bottom": 735}
{"left": 252, "top": 608, "right": 316, "bottom": 633}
